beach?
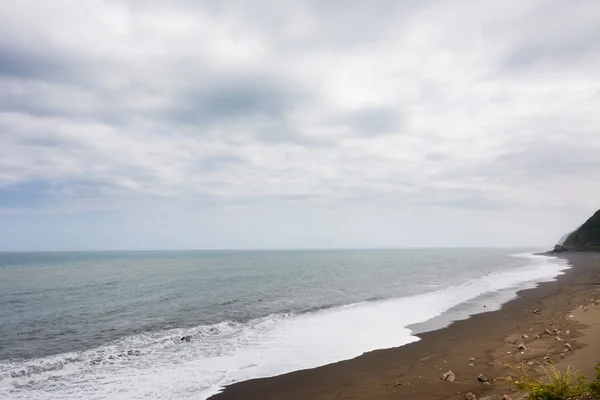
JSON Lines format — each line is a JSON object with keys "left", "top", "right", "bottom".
{"left": 211, "top": 252, "right": 600, "bottom": 400}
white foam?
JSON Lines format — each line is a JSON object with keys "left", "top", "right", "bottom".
{"left": 0, "top": 253, "right": 569, "bottom": 400}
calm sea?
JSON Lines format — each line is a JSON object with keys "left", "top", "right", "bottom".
{"left": 0, "top": 249, "right": 568, "bottom": 399}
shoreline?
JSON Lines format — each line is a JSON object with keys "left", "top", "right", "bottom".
{"left": 210, "top": 252, "right": 600, "bottom": 400}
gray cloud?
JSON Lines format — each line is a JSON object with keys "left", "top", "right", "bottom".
{"left": 348, "top": 108, "right": 403, "bottom": 136}
{"left": 503, "top": 27, "right": 600, "bottom": 71}
{"left": 165, "top": 78, "right": 306, "bottom": 128}
{"left": 1, "top": 0, "right": 600, "bottom": 249}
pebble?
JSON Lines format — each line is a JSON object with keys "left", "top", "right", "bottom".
{"left": 441, "top": 371, "right": 455, "bottom": 382}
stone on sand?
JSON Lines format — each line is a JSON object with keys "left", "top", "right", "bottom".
{"left": 465, "top": 393, "right": 477, "bottom": 400}
{"left": 441, "top": 370, "right": 455, "bottom": 382}
{"left": 479, "top": 395, "right": 502, "bottom": 400}
{"left": 478, "top": 373, "right": 489, "bottom": 382}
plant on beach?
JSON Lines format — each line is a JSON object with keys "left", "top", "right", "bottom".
{"left": 590, "top": 363, "right": 600, "bottom": 396}
{"left": 506, "top": 362, "right": 600, "bottom": 400}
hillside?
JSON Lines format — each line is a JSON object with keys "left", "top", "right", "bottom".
{"left": 563, "top": 209, "right": 600, "bottom": 247}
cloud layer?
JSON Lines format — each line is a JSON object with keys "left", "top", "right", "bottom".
{"left": 1, "top": 0, "right": 599, "bottom": 249}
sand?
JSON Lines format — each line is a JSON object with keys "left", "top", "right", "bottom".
{"left": 210, "top": 252, "right": 600, "bottom": 400}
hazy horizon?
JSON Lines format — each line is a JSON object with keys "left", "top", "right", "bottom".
{"left": 0, "top": 245, "right": 550, "bottom": 252}
{"left": 1, "top": 1, "right": 599, "bottom": 251}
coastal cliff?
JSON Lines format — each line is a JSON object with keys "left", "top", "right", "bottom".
{"left": 556, "top": 209, "right": 600, "bottom": 251}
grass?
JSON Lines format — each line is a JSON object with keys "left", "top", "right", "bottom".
{"left": 506, "top": 362, "right": 600, "bottom": 400}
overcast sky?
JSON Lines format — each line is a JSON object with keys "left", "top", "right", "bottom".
{"left": 1, "top": 0, "right": 599, "bottom": 250}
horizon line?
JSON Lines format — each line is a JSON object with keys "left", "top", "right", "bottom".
{"left": 0, "top": 245, "right": 551, "bottom": 253}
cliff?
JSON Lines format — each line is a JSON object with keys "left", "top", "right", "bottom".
{"left": 560, "top": 209, "right": 600, "bottom": 250}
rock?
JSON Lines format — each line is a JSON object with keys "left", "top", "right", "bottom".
{"left": 469, "top": 363, "right": 475, "bottom": 367}
{"left": 544, "top": 329, "right": 552, "bottom": 335}
{"left": 527, "top": 361, "right": 535, "bottom": 366}
{"left": 560, "top": 353, "right": 566, "bottom": 358}
{"left": 469, "top": 357, "right": 476, "bottom": 362}
{"left": 181, "top": 336, "right": 192, "bottom": 342}
{"left": 534, "top": 334, "right": 540, "bottom": 339}
{"left": 565, "top": 343, "right": 572, "bottom": 350}
{"left": 534, "top": 309, "right": 541, "bottom": 315}
{"left": 521, "top": 334, "right": 529, "bottom": 339}
{"left": 479, "top": 395, "right": 502, "bottom": 400}
{"left": 441, "top": 371, "right": 455, "bottom": 382}
{"left": 517, "top": 343, "right": 527, "bottom": 351}
{"left": 555, "top": 336, "right": 563, "bottom": 342}
{"left": 466, "top": 393, "right": 477, "bottom": 400}
{"left": 565, "top": 330, "right": 570, "bottom": 335}
{"left": 478, "top": 373, "right": 489, "bottom": 382}
{"left": 483, "top": 381, "right": 491, "bottom": 386}
{"left": 502, "top": 396, "right": 514, "bottom": 400}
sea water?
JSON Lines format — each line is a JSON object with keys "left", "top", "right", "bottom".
{"left": 0, "top": 249, "right": 569, "bottom": 399}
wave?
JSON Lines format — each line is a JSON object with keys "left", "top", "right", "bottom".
{"left": 0, "top": 253, "right": 569, "bottom": 400}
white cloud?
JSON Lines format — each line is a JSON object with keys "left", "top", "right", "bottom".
{"left": 1, "top": 0, "right": 599, "bottom": 249}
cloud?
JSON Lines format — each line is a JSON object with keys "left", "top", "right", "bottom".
{"left": 1, "top": 0, "right": 599, "bottom": 249}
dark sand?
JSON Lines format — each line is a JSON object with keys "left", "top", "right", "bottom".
{"left": 211, "top": 253, "right": 600, "bottom": 400}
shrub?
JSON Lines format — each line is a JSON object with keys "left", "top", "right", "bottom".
{"left": 507, "top": 362, "right": 597, "bottom": 400}
{"left": 590, "top": 363, "right": 600, "bottom": 396}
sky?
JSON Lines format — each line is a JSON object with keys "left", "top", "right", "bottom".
{"left": 1, "top": 0, "right": 599, "bottom": 251}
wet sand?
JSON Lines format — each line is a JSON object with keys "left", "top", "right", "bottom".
{"left": 210, "top": 253, "right": 600, "bottom": 400}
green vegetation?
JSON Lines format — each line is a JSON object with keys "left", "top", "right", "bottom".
{"left": 507, "top": 362, "right": 600, "bottom": 400}
{"left": 564, "top": 209, "right": 600, "bottom": 247}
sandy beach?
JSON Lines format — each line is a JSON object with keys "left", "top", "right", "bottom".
{"left": 211, "top": 252, "right": 600, "bottom": 400}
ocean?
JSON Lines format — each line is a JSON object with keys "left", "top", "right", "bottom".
{"left": 0, "top": 249, "right": 569, "bottom": 399}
